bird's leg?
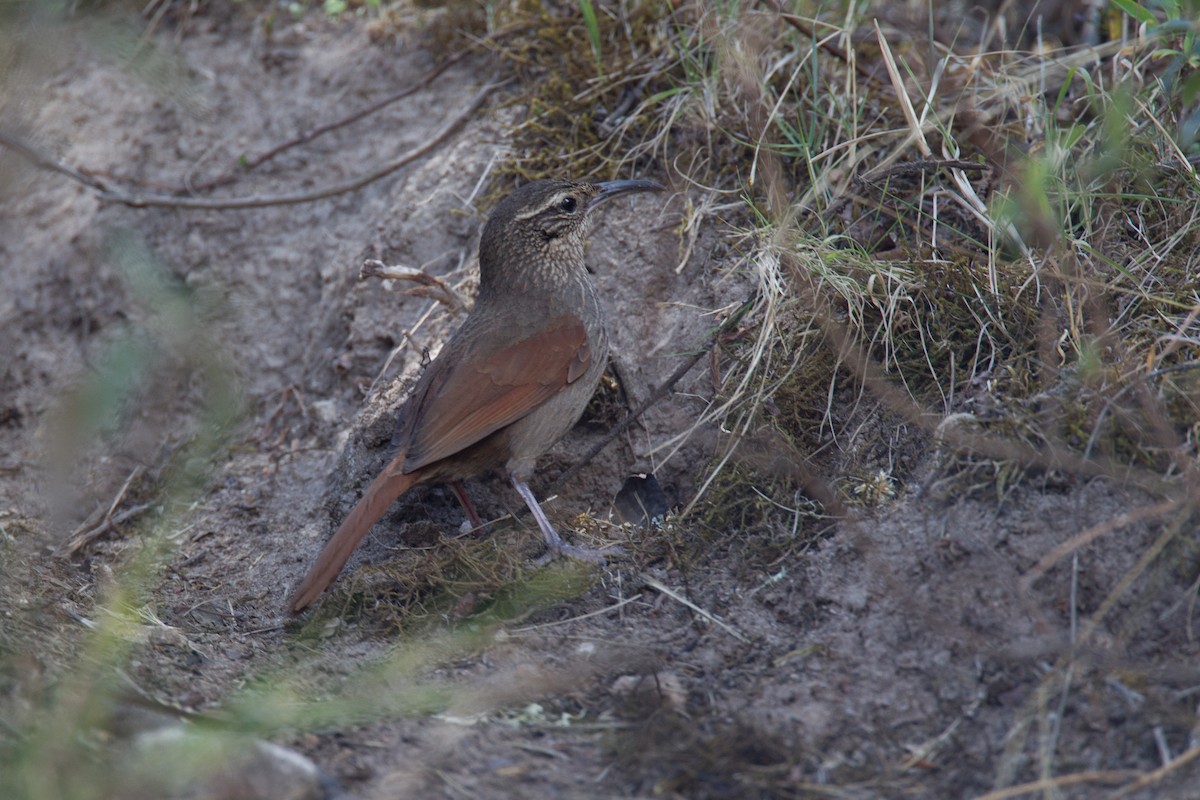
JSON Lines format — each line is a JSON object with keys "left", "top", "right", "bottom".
{"left": 510, "top": 478, "right": 623, "bottom": 563}
{"left": 448, "top": 480, "right": 485, "bottom": 532}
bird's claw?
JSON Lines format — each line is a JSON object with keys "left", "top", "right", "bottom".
{"left": 535, "top": 541, "right": 624, "bottom": 566}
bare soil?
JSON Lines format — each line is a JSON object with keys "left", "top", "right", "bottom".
{"left": 2, "top": 7, "right": 1198, "bottom": 800}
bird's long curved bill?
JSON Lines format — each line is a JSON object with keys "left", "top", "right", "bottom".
{"left": 590, "top": 179, "right": 664, "bottom": 209}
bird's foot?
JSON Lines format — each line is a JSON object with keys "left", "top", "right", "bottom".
{"left": 535, "top": 534, "right": 624, "bottom": 565}
{"left": 535, "top": 542, "right": 624, "bottom": 566}
{"left": 511, "top": 477, "right": 622, "bottom": 565}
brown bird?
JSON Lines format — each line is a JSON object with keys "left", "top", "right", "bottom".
{"left": 290, "top": 178, "right": 663, "bottom": 612}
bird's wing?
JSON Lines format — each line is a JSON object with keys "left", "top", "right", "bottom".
{"left": 399, "top": 314, "right": 591, "bottom": 471}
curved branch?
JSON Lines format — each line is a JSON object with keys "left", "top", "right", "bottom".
{"left": 0, "top": 81, "right": 505, "bottom": 211}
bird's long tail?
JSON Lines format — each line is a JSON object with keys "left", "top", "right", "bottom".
{"left": 289, "top": 459, "right": 419, "bottom": 613}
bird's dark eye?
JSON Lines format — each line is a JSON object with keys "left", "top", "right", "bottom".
{"left": 559, "top": 195, "right": 578, "bottom": 213}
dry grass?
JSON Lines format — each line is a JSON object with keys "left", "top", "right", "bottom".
{"left": 3, "top": 1, "right": 1200, "bottom": 798}
{"left": 473, "top": 1, "right": 1199, "bottom": 795}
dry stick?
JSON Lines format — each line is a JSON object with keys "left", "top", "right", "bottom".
{"left": 1004, "top": 508, "right": 1198, "bottom": 798}
{"left": 1083, "top": 361, "right": 1200, "bottom": 462}
{"left": 1076, "top": 507, "right": 1196, "bottom": 651}
{"left": 861, "top": 159, "right": 989, "bottom": 182}
{"left": 968, "top": 770, "right": 1138, "bottom": 800}
{"left": 0, "top": 82, "right": 502, "bottom": 211}
{"left": 795, "top": 273, "right": 1178, "bottom": 496}
{"left": 59, "top": 465, "right": 149, "bottom": 556}
{"left": 642, "top": 575, "right": 748, "bottom": 642}
{"left": 360, "top": 259, "right": 468, "bottom": 313}
{"left": 99, "top": 81, "right": 504, "bottom": 209}
{"left": 31, "top": 25, "right": 516, "bottom": 197}
{"left": 60, "top": 504, "right": 154, "bottom": 557}
{"left": 509, "top": 593, "right": 641, "bottom": 633}
{"left": 547, "top": 296, "right": 756, "bottom": 496}
{"left": 1019, "top": 497, "right": 1181, "bottom": 590}
{"left": 781, "top": 264, "right": 1190, "bottom": 493}
{"left": 0, "top": 129, "right": 114, "bottom": 193}
{"left": 824, "top": 158, "right": 991, "bottom": 221}
{"left": 757, "top": 0, "right": 879, "bottom": 82}
{"left": 1109, "top": 741, "right": 1200, "bottom": 799}
{"left": 186, "top": 51, "right": 472, "bottom": 194}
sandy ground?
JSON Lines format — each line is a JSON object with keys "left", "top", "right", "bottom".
{"left": 2, "top": 7, "right": 1198, "bottom": 799}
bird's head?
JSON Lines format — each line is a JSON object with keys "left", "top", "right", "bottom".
{"left": 479, "top": 178, "right": 663, "bottom": 280}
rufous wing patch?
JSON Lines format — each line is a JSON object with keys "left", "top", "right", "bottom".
{"left": 402, "top": 315, "right": 590, "bottom": 471}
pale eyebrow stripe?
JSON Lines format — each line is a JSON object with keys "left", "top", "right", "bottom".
{"left": 513, "top": 193, "right": 569, "bottom": 220}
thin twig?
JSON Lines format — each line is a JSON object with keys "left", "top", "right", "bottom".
{"left": 186, "top": 51, "right": 472, "bottom": 194}
{"left": 1, "top": 82, "right": 503, "bottom": 210}
{"left": 59, "top": 466, "right": 148, "bottom": 556}
{"left": 1109, "top": 741, "right": 1200, "bottom": 798}
{"left": 758, "top": 0, "right": 879, "bottom": 82}
{"left": 0, "top": 129, "right": 113, "bottom": 193}
{"left": 967, "top": 770, "right": 1137, "bottom": 800}
{"left": 861, "top": 159, "right": 989, "bottom": 182}
{"left": 1019, "top": 498, "right": 1180, "bottom": 590}
{"left": 1083, "top": 362, "right": 1200, "bottom": 462}
{"left": 61, "top": 504, "right": 153, "bottom": 557}
{"left": 824, "top": 158, "right": 991, "bottom": 220}
{"left": 796, "top": 271, "right": 1177, "bottom": 495}
{"left": 508, "top": 594, "right": 642, "bottom": 633}
{"left": 98, "top": 82, "right": 504, "bottom": 209}
{"left": 360, "top": 259, "right": 468, "bottom": 313}
{"left": 642, "top": 574, "right": 748, "bottom": 642}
